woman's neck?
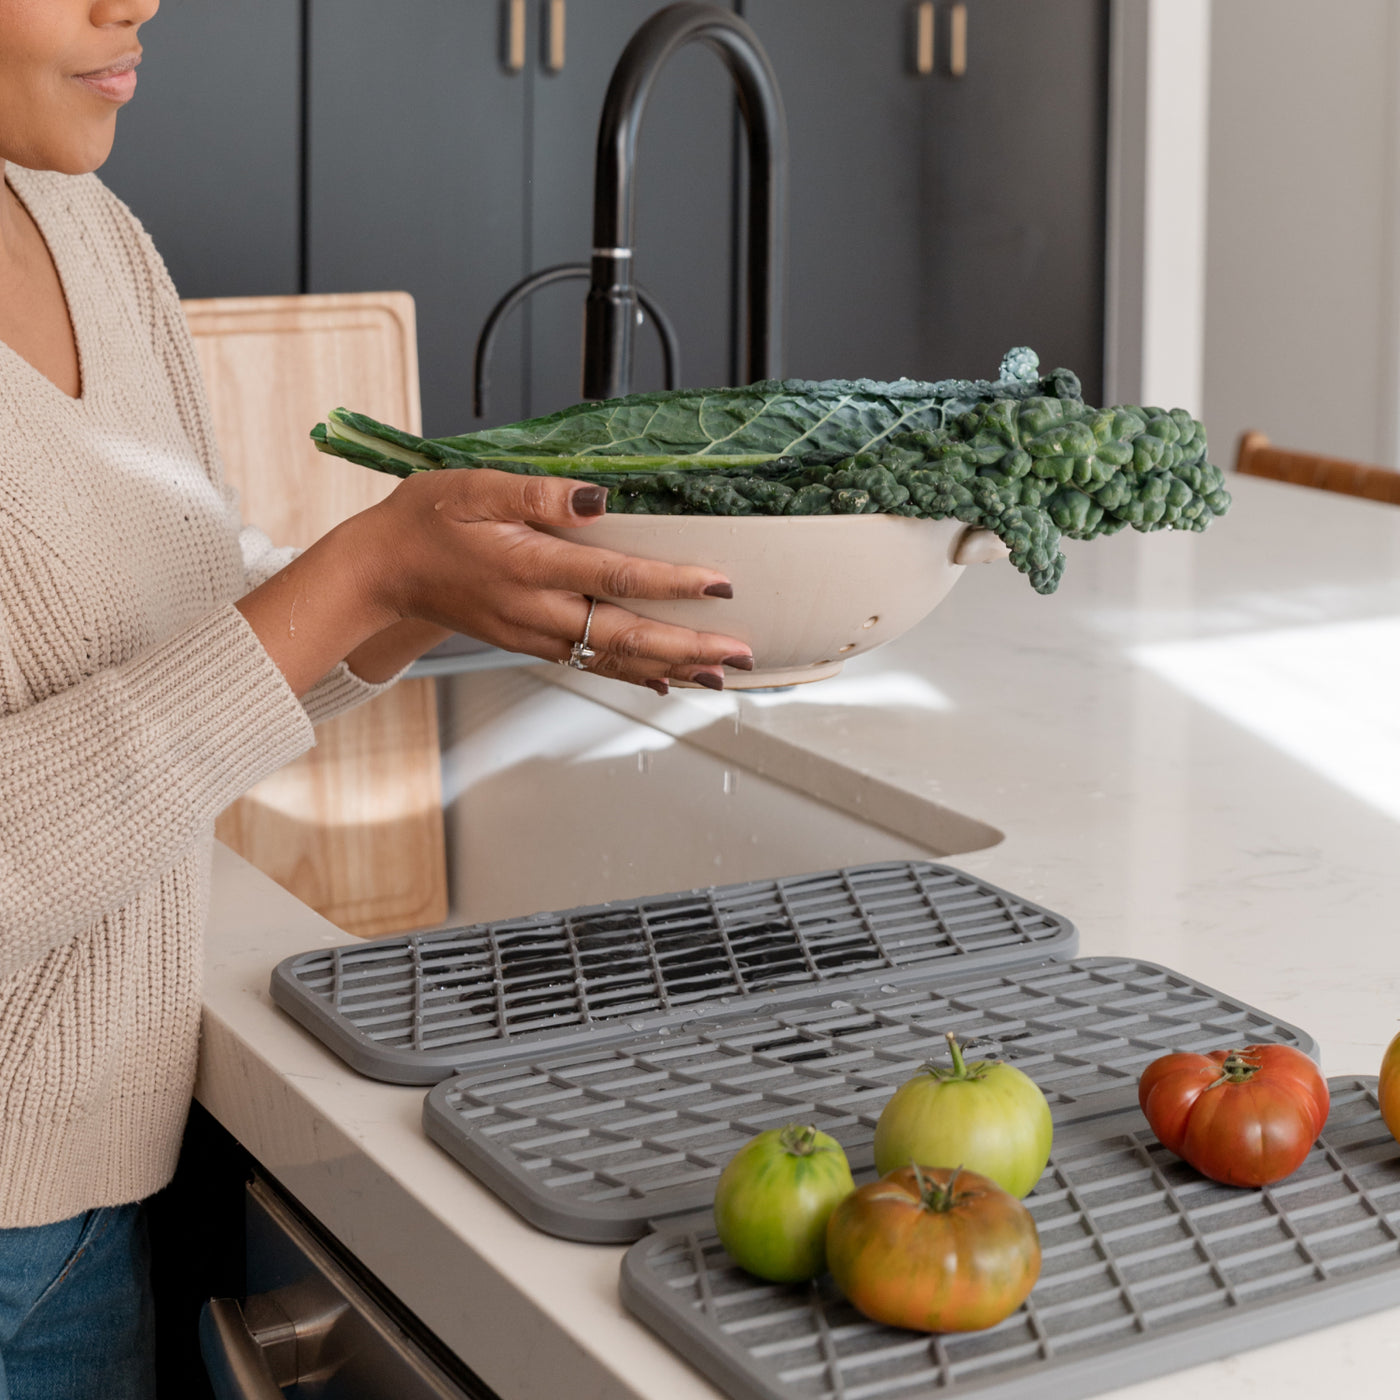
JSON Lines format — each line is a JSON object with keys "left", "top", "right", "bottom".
{"left": 0, "top": 162, "right": 29, "bottom": 273}
{"left": 0, "top": 162, "right": 37, "bottom": 295}
{"left": 0, "top": 160, "right": 16, "bottom": 266}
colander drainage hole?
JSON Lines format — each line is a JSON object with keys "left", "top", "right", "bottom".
{"left": 862, "top": 615, "right": 879, "bottom": 629}
{"left": 838, "top": 643, "right": 856, "bottom": 654}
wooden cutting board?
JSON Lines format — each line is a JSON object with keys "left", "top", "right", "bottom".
{"left": 185, "top": 292, "right": 447, "bottom": 938}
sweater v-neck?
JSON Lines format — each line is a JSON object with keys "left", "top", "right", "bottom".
{"left": 0, "top": 169, "right": 91, "bottom": 408}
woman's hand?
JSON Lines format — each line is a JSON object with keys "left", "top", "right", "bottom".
{"left": 358, "top": 468, "right": 751, "bottom": 686}
{"left": 237, "top": 468, "right": 753, "bottom": 697}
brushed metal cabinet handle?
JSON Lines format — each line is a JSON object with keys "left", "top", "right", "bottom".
{"left": 505, "top": 0, "right": 526, "bottom": 73}
{"left": 546, "top": 0, "right": 566, "bottom": 72}
{"left": 913, "top": 2, "right": 935, "bottom": 75}
{"left": 199, "top": 1299, "right": 286, "bottom": 1400}
{"left": 949, "top": 2, "right": 968, "bottom": 77}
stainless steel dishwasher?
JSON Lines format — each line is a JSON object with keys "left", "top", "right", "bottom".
{"left": 200, "top": 1175, "right": 496, "bottom": 1400}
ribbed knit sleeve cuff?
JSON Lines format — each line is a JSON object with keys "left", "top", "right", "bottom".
{"left": 120, "top": 605, "right": 316, "bottom": 815}
{"left": 300, "top": 660, "right": 412, "bottom": 727}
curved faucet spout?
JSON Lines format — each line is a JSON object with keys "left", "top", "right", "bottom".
{"left": 583, "top": 1, "right": 788, "bottom": 401}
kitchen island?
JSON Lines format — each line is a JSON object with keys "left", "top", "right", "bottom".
{"left": 201, "top": 473, "right": 1400, "bottom": 1398}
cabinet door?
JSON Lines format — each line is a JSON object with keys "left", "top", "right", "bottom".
{"left": 522, "top": 0, "right": 740, "bottom": 418}
{"left": 306, "top": 1, "right": 529, "bottom": 436}
{"left": 742, "top": 0, "right": 1107, "bottom": 401}
{"left": 99, "top": 0, "right": 301, "bottom": 298}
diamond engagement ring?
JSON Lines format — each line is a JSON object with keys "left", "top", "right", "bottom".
{"left": 560, "top": 596, "right": 598, "bottom": 669}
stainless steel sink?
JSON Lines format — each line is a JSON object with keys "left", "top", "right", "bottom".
{"left": 437, "top": 668, "right": 996, "bottom": 927}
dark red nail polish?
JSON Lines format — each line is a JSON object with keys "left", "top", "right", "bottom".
{"left": 573, "top": 486, "right": 608, "bottom": 516}
{"left": 694, "top": 672, "right": 724, "bottom": 691}
{"left": 722, "top": 654, "right": 754, "bottom": 671}
{"left": 703, "top": 582, "right": 734, "bottom": 599}
{"left": 645, "top": 679, "right": 670, "bottom": 696}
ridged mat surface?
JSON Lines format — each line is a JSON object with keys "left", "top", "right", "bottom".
{"left": 422, "top": 957, "right": 1314, "bottom": 1240}
{"left": 621, "top": 1077, "right": 1400, "bottom": 1400}
{"left": 271, "top": 862, "right": 1075, "bottom": 1082}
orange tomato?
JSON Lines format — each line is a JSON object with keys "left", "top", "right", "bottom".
{"left": 825, "top": 1165, "right": 1040, "bottom": 1333}
{"left": 1380, "top": 1032, "right": 1400, "bottom": 1143}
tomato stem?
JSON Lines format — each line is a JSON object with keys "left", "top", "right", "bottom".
{"left": 1206, "top": 1051, "right": 1263, "bottom": 1089}
{"left": 918, "top": 1031, "right": 991, "bottom": 1083}
{"left": 778, "top": 1123, "right": 820, "bottom": 1156}
{"left": 912, "top": 1161, "right": 967, "bottom": 1213}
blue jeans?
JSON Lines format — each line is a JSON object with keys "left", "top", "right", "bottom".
{"left": 0, "top": 1204, "right": 156, "bottom": 1400}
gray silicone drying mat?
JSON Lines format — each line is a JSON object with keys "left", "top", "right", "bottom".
{"left": 619, "top": 1077, "right": 1400, "bottom": 1400}
{"left": 422, "top": 956, "right": 1317, "bottom": 1242}
{"left": 271, "top": 862, "right": 1076, "bottom": 1084}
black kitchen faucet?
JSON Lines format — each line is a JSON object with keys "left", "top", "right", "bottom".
{"left": 472, "top": 1, "right": 788, "bottom": 417}
{"left": 583, "top": 0, "right": 788, "bottom": 400}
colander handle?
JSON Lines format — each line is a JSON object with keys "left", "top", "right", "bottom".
{"left": 953, "top": 527, "right": 1010, "bottom": 566}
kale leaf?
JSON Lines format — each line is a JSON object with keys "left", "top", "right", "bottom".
{"left": 310, "top": 349, "right": 1230, "bottom": 595}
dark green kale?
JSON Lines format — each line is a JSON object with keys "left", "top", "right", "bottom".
{"left": 311, "top": 349, "right": 1230, "bottom": 596}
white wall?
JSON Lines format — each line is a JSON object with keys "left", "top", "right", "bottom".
{"left": 1105, "top": 0, "right": 1212, "bottom": 415}
{"left": 1203, "top": 0, "right": 1400, "bottom": 468}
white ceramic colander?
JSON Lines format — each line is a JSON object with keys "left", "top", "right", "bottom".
{"left": 543, "top": 514, "right": 1008, "bottom": 687}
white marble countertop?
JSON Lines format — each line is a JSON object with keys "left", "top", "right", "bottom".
{"left": 547, "top": 475, "right": 1400, "bottom": 1077}
{"left": 201, "top": 473, "right": 1400, "bottom": 1399}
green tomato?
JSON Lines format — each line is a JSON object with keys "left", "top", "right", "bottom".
{"left": 713, "top": 1124, "right": 855, "bottom": 1282}
{"left": 873, "top": 1032, "right": 1053, "bottom": 1198}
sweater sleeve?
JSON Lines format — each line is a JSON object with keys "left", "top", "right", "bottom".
{"left": 128, "top": 205, "right": 405, "bottom": 729}
{"left": 233, "top": 507, "right": 409, "bottom": 724}
{"left": 0, "top": 605, "right": 315, "bottom": 979}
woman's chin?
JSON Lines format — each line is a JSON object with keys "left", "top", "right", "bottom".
{"left": 38, "top": 123, "right": 119, "bottom": 176}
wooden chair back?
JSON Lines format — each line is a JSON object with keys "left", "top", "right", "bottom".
{"left": 184, "top": 292, "right": 448, "bottom": 938}
{"left": 1235, "top": 430, "right": 1400, "bottom": 506}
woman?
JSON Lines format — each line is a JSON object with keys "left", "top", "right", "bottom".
{"left": 0, "top": 2, "right": 753, "bottom": 1394}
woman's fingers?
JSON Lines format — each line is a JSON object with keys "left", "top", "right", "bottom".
{"left": 435, "top": 467, "right": 612, "bottom": 528}
{"left": 503, "top": 592, "right": 751, "bottom": 684}
{"left": 435, "top": 469, "right": 735, "bottom": 600}
{"left": 587, "top": 653, "right": 723, "bottom": 693}
{"left": 502, "top": 623, "right": 727, "bottom": 692}
{"left": 512, "top": 530, "right": 733, "bottom": 602}
{"left": 383, "top": 468, "right": 751, "bottom": 689}
{"left": 556, "top": 598, "right": 751, "bottom": 671}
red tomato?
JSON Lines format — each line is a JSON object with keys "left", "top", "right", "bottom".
{"left": 825, "top": 1165, "right": 1040, "bottom": 1333}
{"left": 1379, "top": 1032, "right": 1400, "bottom": 1143}
{"left": 1138, "top": 1045, "right": 1329, "bottom": 1187}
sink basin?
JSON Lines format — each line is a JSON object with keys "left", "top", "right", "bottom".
{"left": 440, "top": 668, "right": 1000, "bottom": 925}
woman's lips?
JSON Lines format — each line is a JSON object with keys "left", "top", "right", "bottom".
{"left": 74, "top": 57, "right": 139, "bottom": 103}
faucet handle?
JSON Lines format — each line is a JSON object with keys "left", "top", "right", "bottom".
{"left": 473, "top": 264, "right": 683, "bottom": 419}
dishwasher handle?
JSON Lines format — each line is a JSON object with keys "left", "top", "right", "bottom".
{"left": 199, "top": 1297, "right": 287, "bottom": 1400}
{"left": 201, "top": 1275, "right": 349, "bottom": 1399}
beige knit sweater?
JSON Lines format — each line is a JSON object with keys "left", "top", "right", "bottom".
{"left": 0, "top": 166, "right": 393, "bottom": 1226}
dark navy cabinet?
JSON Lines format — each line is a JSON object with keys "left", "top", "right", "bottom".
{"left": 99, "top": 0, "right": 302, "bottom": 298}
{"left": 303, "top": 2, "right": 532, "bottom": 432}
{"left": 521, "top": 1, "right": 740, "bottom": 424}
{"left": 742, "top": 0, "right": 1108, "bottom": 399}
